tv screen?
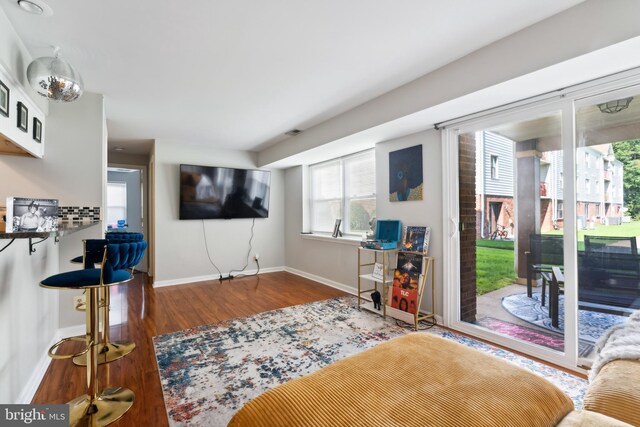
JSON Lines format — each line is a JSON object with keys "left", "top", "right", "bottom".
{"left": 180, "top": 164, "right": 271, "bottom": 220}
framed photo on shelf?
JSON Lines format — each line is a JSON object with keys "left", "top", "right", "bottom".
{"left": 0, "top": 79, "right": 9, "bottom": 117}
{"left": 372, "top": 262, "right": 384, "bottom": 280}
{"left": 33, "top": 117, "right": 42, "bottom": 142}
{"left": 17, "top": 101, "right": 28, "bottom": 132}
{"left": 332, "top": 218, "right": 342, "bottom": 238}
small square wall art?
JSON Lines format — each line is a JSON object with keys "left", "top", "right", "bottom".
{"left": 389, "top": 144, "right": 423, "bottom": 202}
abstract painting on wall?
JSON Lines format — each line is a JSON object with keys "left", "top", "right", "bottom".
{"left": 389, "top": 144, "right": 423, "bottom": 202}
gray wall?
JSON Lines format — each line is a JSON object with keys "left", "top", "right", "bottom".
{"left": 153, "top": 140, "right": 285, "bottom": 285}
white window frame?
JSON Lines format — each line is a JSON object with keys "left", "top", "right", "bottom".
{"left": 490, "top": 155, "right": 499, "bottom": 179}
{"left": 309, "top": 149, "right": 376, "bottom": 236}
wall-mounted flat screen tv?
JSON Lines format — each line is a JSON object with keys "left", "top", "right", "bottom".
{"left": 179, "top": 164, "right": 271, "bottom": 220}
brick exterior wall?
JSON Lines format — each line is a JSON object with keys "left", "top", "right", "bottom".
{"left": 459, "top": 133, "right": 477, "bottom": 322}
{"left": 475, "top": 196, "right": 514, "bottom": 239}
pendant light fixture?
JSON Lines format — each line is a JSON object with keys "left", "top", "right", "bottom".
{"left": 26, "top": 47, "right": 84, "bottom": 102}
{"left": 597, "top": 97, "right": 633, "bottom": 114}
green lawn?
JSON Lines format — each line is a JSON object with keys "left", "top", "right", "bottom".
{"left": 476, "top": 244, "right": 516, "bottom": 295}
{"left": 475, "top": 221, "right": 640, "bottom": 295}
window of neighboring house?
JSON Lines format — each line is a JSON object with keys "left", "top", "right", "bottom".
{"left": 309, "top": 149, "right": 376, "bottom": 236}
{"left": 585, "top": 152, "right": 590, "bottom": 168}
{"left": 559, "top": 171, "right": 563, "bottom": 188}
{"left": 585, "top": 178, "right": 590, "bottom": 194}
{"left": 557, "top": 201, "right": 564, "bottom": 219}
{"left": 490, "top": 155, "right": 499, "bottom": 179}
{"left": 107, "top": 181, "right": 127, "bottom": 228}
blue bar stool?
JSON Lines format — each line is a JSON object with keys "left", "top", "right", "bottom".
{"left": 41, "top": 239, "right": 147, "bottom": 426}
{"left": 73, "top": 232, "right": 145, "bottom": 366}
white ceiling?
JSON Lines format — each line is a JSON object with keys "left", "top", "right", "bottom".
{"left": 1, "top": 0, "right": 584, "bottom": 156}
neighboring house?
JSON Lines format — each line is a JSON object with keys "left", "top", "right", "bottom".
{"left": 476, "top": 132, "right": 624, "bottom": 238}
{"left": 475, "top": 131, "right": 514, "bottom": 238}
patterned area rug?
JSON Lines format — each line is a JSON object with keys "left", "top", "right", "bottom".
{"left": 502, "top": 292, "right": 627, "bottom": 343}
{"left": 154, "top": 296, "right": 586, "bottom": 427}
{"left": 475, "top": 316, "right": 593, "bottom": 357}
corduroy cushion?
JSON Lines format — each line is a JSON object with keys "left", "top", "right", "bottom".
{"left": 228, "top": 333, "right": 574, "bottom": 427}
{"left": 583, "top": 360, "right": 640, "bottom": 426}
{"left": 41, "top": 269, "right": 132, "bottom": 288}
{"left": 557, "top": 410, "right": 633, "bottom": 426}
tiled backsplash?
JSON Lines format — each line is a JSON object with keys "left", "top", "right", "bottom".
{"left": 59, "top": 206, "right": 101, "bottom": 222}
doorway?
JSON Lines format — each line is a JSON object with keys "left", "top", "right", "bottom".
{"left": 107, "top": 166, "right": 148, "bottom": 272}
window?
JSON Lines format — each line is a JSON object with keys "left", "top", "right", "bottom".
{"left": 490, "top": 155, "right": 499, "bottom": 179}
{"left": 557, "top": 201, "right": 564, "bottom": 219}
{"left": 309, "top": 150, "right": 376, "bottom": 235}
{"left": 585, "top": 178, "right": 590, "bottom": 194}
{"left": 106, "top": 182, "right": 127, "bottom": 228}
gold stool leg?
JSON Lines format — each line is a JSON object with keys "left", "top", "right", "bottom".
{"left": 74, "top": 286, "right": 135, "bottom": 366}
{"left": 68, "top": 287, "right": 134, "bottom": 427}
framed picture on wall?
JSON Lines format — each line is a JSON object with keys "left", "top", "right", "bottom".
{"left": 33, "top": 117, "right": 42, "bottom": 142}
{"left": 17, "top": 101, "right": 28, "bottom": 132}
{"left": 389, "top": 144, "right": 423, "bottom": 202}
{"left": 0, "top": 79, "right": 9, "bottom": 117}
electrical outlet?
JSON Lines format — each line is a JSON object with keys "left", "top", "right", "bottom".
{"left": 254, "top": 253, "right": 260, "bottom": 261}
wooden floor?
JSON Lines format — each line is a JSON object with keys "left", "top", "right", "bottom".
{"left": 32, "top": 271, "right": 347, "bottom": 426}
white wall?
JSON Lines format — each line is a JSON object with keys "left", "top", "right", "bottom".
{"left": 375, "top": 130, "right": 442, "bottom": 316}
{"left": 284, "top": 130, "right": 442, "bottom": 315}
{"left": 153, "top": 140, "right": 285, "bottom": 285}
{"left": 0, "top": 4, "right": 105, "bottom": 403}
{"left": 0, "top": 92, "right": 105, "bottom": 403}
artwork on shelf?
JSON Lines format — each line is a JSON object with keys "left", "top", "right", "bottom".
{"left": 389, "top": 251, "right": 423, "bottom": 314}
{"left": 401, "top": 225, "right": 431, "bottom": 255}
{"left": 33, "top": 117, "right": 42, "bottom": 142}
{"left": 0, "top": 79, "right": 8, "bottom": 118}
{"left": 389, "top": 144, "right": 423, "bottom": 202}
{"left": 5, "top": 197, "right": 59, "bottom": 232}
{"left": 372, "top": 262, "right": 384, "bottom": 280}
{"left": 332, "top": 218, "right": 342, "bottom": 238}
{"left": 17, "top": 101, "right": 28, "bottom": 132}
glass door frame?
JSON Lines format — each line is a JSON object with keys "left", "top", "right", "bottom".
{"left": 442, "top": 100, "right": 579, "bottom": 371}
{"left": 443, "top": 75, "right": 640, "bottom": 371}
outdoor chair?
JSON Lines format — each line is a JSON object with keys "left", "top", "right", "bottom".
{"left": 526, "top": 234, "right": 564, "bottom": 299}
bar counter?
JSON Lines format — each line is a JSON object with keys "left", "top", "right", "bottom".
{"left": 0, "top": 221, "right": 100, "bottom": 240}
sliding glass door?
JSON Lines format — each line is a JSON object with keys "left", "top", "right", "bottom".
{"left": 446, "top": 82, "right": 640, "bottom": 370}
{"left": 574, "top": 89, "right": 640, "bottom": 366}
{"left": 456, "top": 109, "right": 569, "bottom": 358}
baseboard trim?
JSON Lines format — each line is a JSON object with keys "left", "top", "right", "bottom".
{"left": 17, "top": 324, "right": 86, "bottom": 404}
{"left": 153, "top": 266, "right": 285, "bottom": 288}
{"left": 283, "top": 267, "right": 357, "bottom": 296}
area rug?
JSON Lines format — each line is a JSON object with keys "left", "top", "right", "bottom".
{"left": 154, "top": 295, "right": 587, "bottom": 427}
{"left": 475, "top": 316, "right": 593, "bottom": 357}
{"left": 502, "top": 292, "right": 627, "bottom": 343}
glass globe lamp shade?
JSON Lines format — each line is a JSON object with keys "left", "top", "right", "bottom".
{"left": 27, "top": 56, "right": 84, "bottom": 102}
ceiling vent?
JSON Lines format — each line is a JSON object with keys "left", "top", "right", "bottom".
{"left": 285, "top": 129, "right": 303, "bottom": 136}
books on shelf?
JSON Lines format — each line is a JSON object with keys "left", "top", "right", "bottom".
{"left": 400, "top": 225, "right": 431, "bottom": 254}
{"left": 389, "top": 251, "right": 423, "bottom": 314}
{"left": 5, "top": 197, "right": 59, "bottom": 232}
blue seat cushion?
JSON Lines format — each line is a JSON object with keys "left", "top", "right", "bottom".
{"left": 41, "top": 268, "right": 133, "bottom": 289}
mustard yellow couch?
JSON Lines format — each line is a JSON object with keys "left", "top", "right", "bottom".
{"left": 228, "top": 333, "right": 639, "bottom": 427}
